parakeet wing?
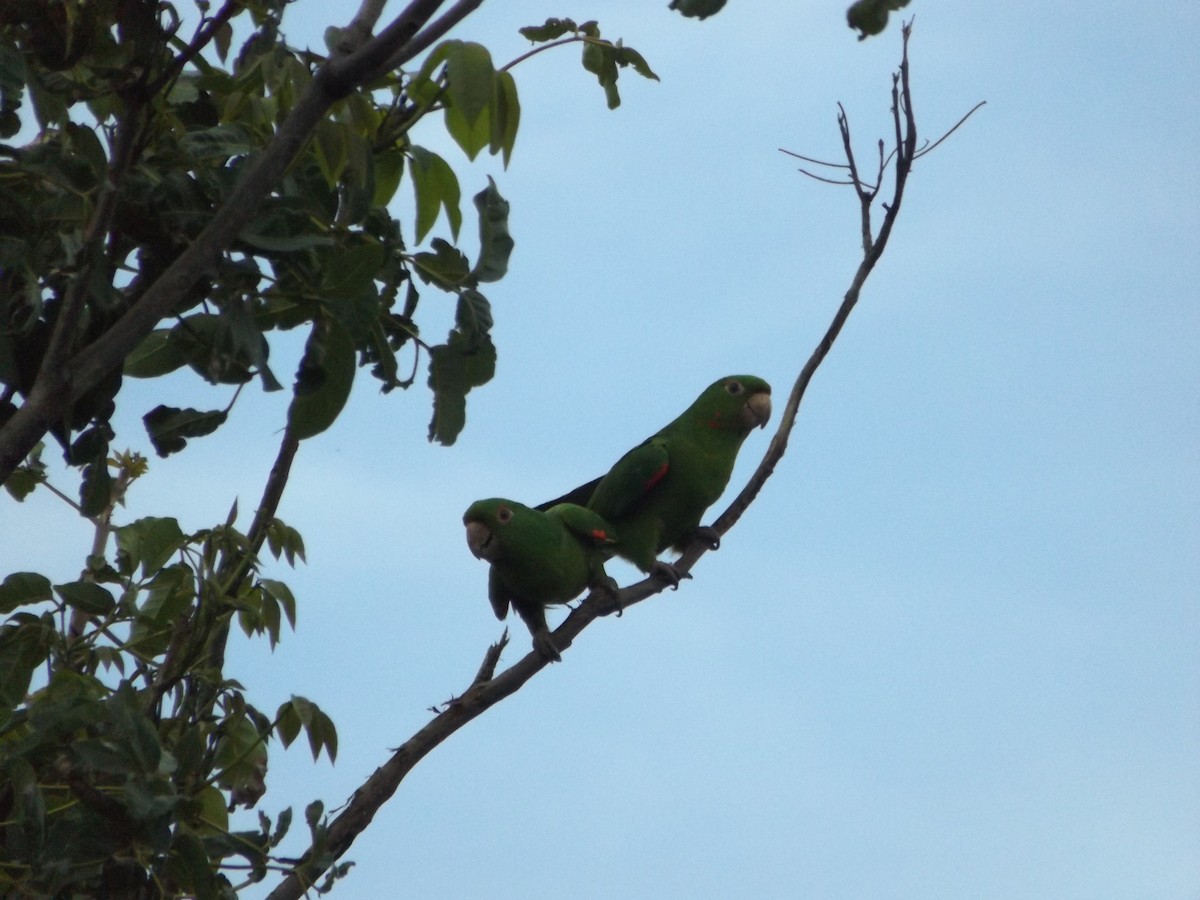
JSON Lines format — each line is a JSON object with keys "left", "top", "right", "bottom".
{"left": 586, "top": 438, "right": 670, "bottom": 521}
{"left": 535, "top": 476, "right": 603, "bottom": 512}
{"left": 546, "top": 503, "right": 617, "bottom": 546}
{"left": 487, "top": 566, "right": 511, "bottom": 620}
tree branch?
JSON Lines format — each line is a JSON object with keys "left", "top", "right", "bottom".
{"left": 264, "top": 24, "right": 927, "bottom": 899}
{"left": 150, "top": 0, "right": 241, "bottom": 96}
{"left": 370, "top": 0, "right": 487, "bottom": 78}
{"left": 0, "top": 0, "right": 463, "bottom": 484}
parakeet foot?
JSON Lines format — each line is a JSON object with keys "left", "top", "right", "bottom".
{"left": 692, "top": 525, "right": 721, "bottom": 550}
{"left": 590, "top": 576, "right": 622, "bottom": 616}
{"left": 650, "top": 560, "right": 692, "bottom": 590}
{"left": 532, "top": 629, "right": 562, "bottom": 663}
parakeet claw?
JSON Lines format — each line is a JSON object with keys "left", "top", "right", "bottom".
{"left": 590, "top": 576, "right": 622, "bottom": 616}
{"left": 693, "top": 525, "right": 721, "bottom": 551}
{"left": 532, "top": 630, "right": 562, "bottom": 663}
{"left": 650, "top": 560, "right": 691, "bottom": 590}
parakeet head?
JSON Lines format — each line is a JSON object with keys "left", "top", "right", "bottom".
{"left": 464, "top": 498, "right": 528, "bottom": 562}
{"left": 693, "top": 375, "right": 772, "bottom": 432}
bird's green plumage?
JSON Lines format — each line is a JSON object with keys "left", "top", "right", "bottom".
{"left": 464, "top": 498, "right": 616, "bottom": 659}
{"left": 549, "top": 375, "right": 772, "bottom": 574}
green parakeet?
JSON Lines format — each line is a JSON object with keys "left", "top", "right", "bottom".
{"left": 544, "top": 375, "right": 772, "bottom": 583}
{"left": 464, "top": 498, "right": 618, "bottom": 661}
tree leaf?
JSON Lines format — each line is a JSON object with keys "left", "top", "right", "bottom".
{"left": 667, "top": 0, "right": 728, "bottom": 20}
{"left": 615, "top": 45, "right": 660, "bottom": 82}
{"left": 0, "top": 621, "right": 51, "bottom": 726}
{"left": 341, "top": 131, "right": 374, "bottom": 224}
{"left": 0, "top": 572, "right": 53, "bottom": 613}
{"left": 180, "top": 123, "right": 256, "bottom": 160}
{"left": 319, "top": 240, "right": 384, "bottom": 341}
{"left": 427, "top": 329, "right": 496, "bottom": 445}
{"left": 259, "top": 578, "right": 297, "bottom": 630}
{"left": 312, "top": 119, "right": 349, "bottom": 187}
{"left": 444, "top": 41, "right": 495, "bottom": 127}
{"left": 455, "top": 289, "right": 493, "bottom": 339}
{"left": 167, "top": 829, "right": 221, "bottom": 900}
{"left": 53, "top": 580, "right": 116, "bottom": 616}
{"left": 129, "top": 564, "right": 196, "bottom": 656}
{"left": 287, "top": 319, "right": 356, "bottom": 441}
{"left": 409, "top": 146, "right": 463, "bottom": 243}
{"left": 143, "top": 405, "right": 228, "bottom": 457}
{"left": 444, "top": 100, "right": 490, "bottom": 161}
{"left": 412, "top": 238, "right": 470, "bottom": 289}
{"left": 116, "top": 517, "right": 186, "bottom": 577}
{"left": 518, "top": 18, "right": 579, "bottom": 42}
{"left": 470, "top": 177, "right": 513, "bottom": 284}
{"left": 124, "top": 329, "right": 188, "bottom": 378}
{"left": 846, "top": 0, "right": 911, "bottom": 39}
{"left": 372, "top": 147, "right": 405, "bottom": 207}
{"left": 491, "top": 70, "right": 520, "bottom": 167}
{"left": 79, "top": 456, "right": 113, "bottom": 517}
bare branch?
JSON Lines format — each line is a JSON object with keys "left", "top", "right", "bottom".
{"left": 362, "top": 0, "right": 486, "bottom": 82}
{"left": 778, "top": 147, "right": 849, "bottom": 170}
{"left": 337, "top": 0, "right": 391, "bottom": 53}
{"left": 714, "top": 22, "right": 918, "bottom": 542}
{"left": 796, "top": 168, "right": 856, "bottom": 186}
{"left": 472, "top": 630, "right": 510, "bottom": 685}
{"left": 150, "top": 0, "right": 241, "bottom": 95}
{"left": 915, "top": 100, "right": 987, "bottom": 160}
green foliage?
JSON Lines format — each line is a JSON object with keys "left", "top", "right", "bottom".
{"left": 846, "top": 0, "right": 912, "bottom": 39}
{"left": 287, "top": 317, "right": 356, "bottom": 441}
{"left": 143, "top": 405, "right": 230, "bottom": 457}
{"left": 0, "top": 458, "right": 328, "bottom": 895}
{"left": 0, "top": 3, "right": 556, "bottom": 471}
{"left": 518, "top": 18, "right": 659, "bottom": 109}
{"left": 428, "top": 327, "right": 496, "bottom": 447}
{"left": 667, "top": 0, "right": 730, "bottom": 19}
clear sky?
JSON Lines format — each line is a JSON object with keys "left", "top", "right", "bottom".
{"left": 3, "top": 2, "right": 1198, "bottom": 898}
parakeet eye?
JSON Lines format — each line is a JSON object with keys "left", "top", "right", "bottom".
{"left": 725, "top": 380, "right": 744, "bottom": 395}
{"left": 496, "top": 506, "right": 513, "bottom": 523}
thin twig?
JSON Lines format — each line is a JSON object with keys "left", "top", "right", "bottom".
{"left": 148, "top": 0, "right": 240, "bottom": 96}
{"left": 796, "top": 168, "right": 856, "bottom": 186}
{"left": 778, "top": 147, "right": 849, "bottom": 169}
{"left": 914, "top": 100, "right": 986, "bottom": 160}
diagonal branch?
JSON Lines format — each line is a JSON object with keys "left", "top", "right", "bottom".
{"left": 263, "top": 24, "right": 929, "bottom": 900}
{"left": 372, "top": 0, "right": 487, "bottom": 77}
{"left": 149, "top": 0, "right": 241, "bottom": 96}
{"left": 0, "top": 0, "right": 468, "bottom": 484}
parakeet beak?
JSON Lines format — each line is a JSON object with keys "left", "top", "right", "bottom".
{"left": 745, "top": 391, "right": 772, "bottom": 429}
{"left": 465, "top": 520, "right": 497, "bottom": 560}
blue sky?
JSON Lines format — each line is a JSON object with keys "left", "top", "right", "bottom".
{"left": 3, "top": 2, "right": 1198, "bottom": 898}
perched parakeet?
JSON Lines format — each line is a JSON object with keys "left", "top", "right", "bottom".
{"left": 464, "top": 498, "right": 618, "bottom": 661}
{"left": 543, "top": 375, "right": 771, "bottom": 582}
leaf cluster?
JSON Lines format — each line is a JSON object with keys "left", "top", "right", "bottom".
{"left": 846, "top": 0, "right": 912, "bottom": 40}
{"left": 0, "top": 489, "right": 337, "bottom": 896}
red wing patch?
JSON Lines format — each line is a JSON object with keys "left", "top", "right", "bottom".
{"left": 643, "top": 462, "right": 669, "bottom": 492}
